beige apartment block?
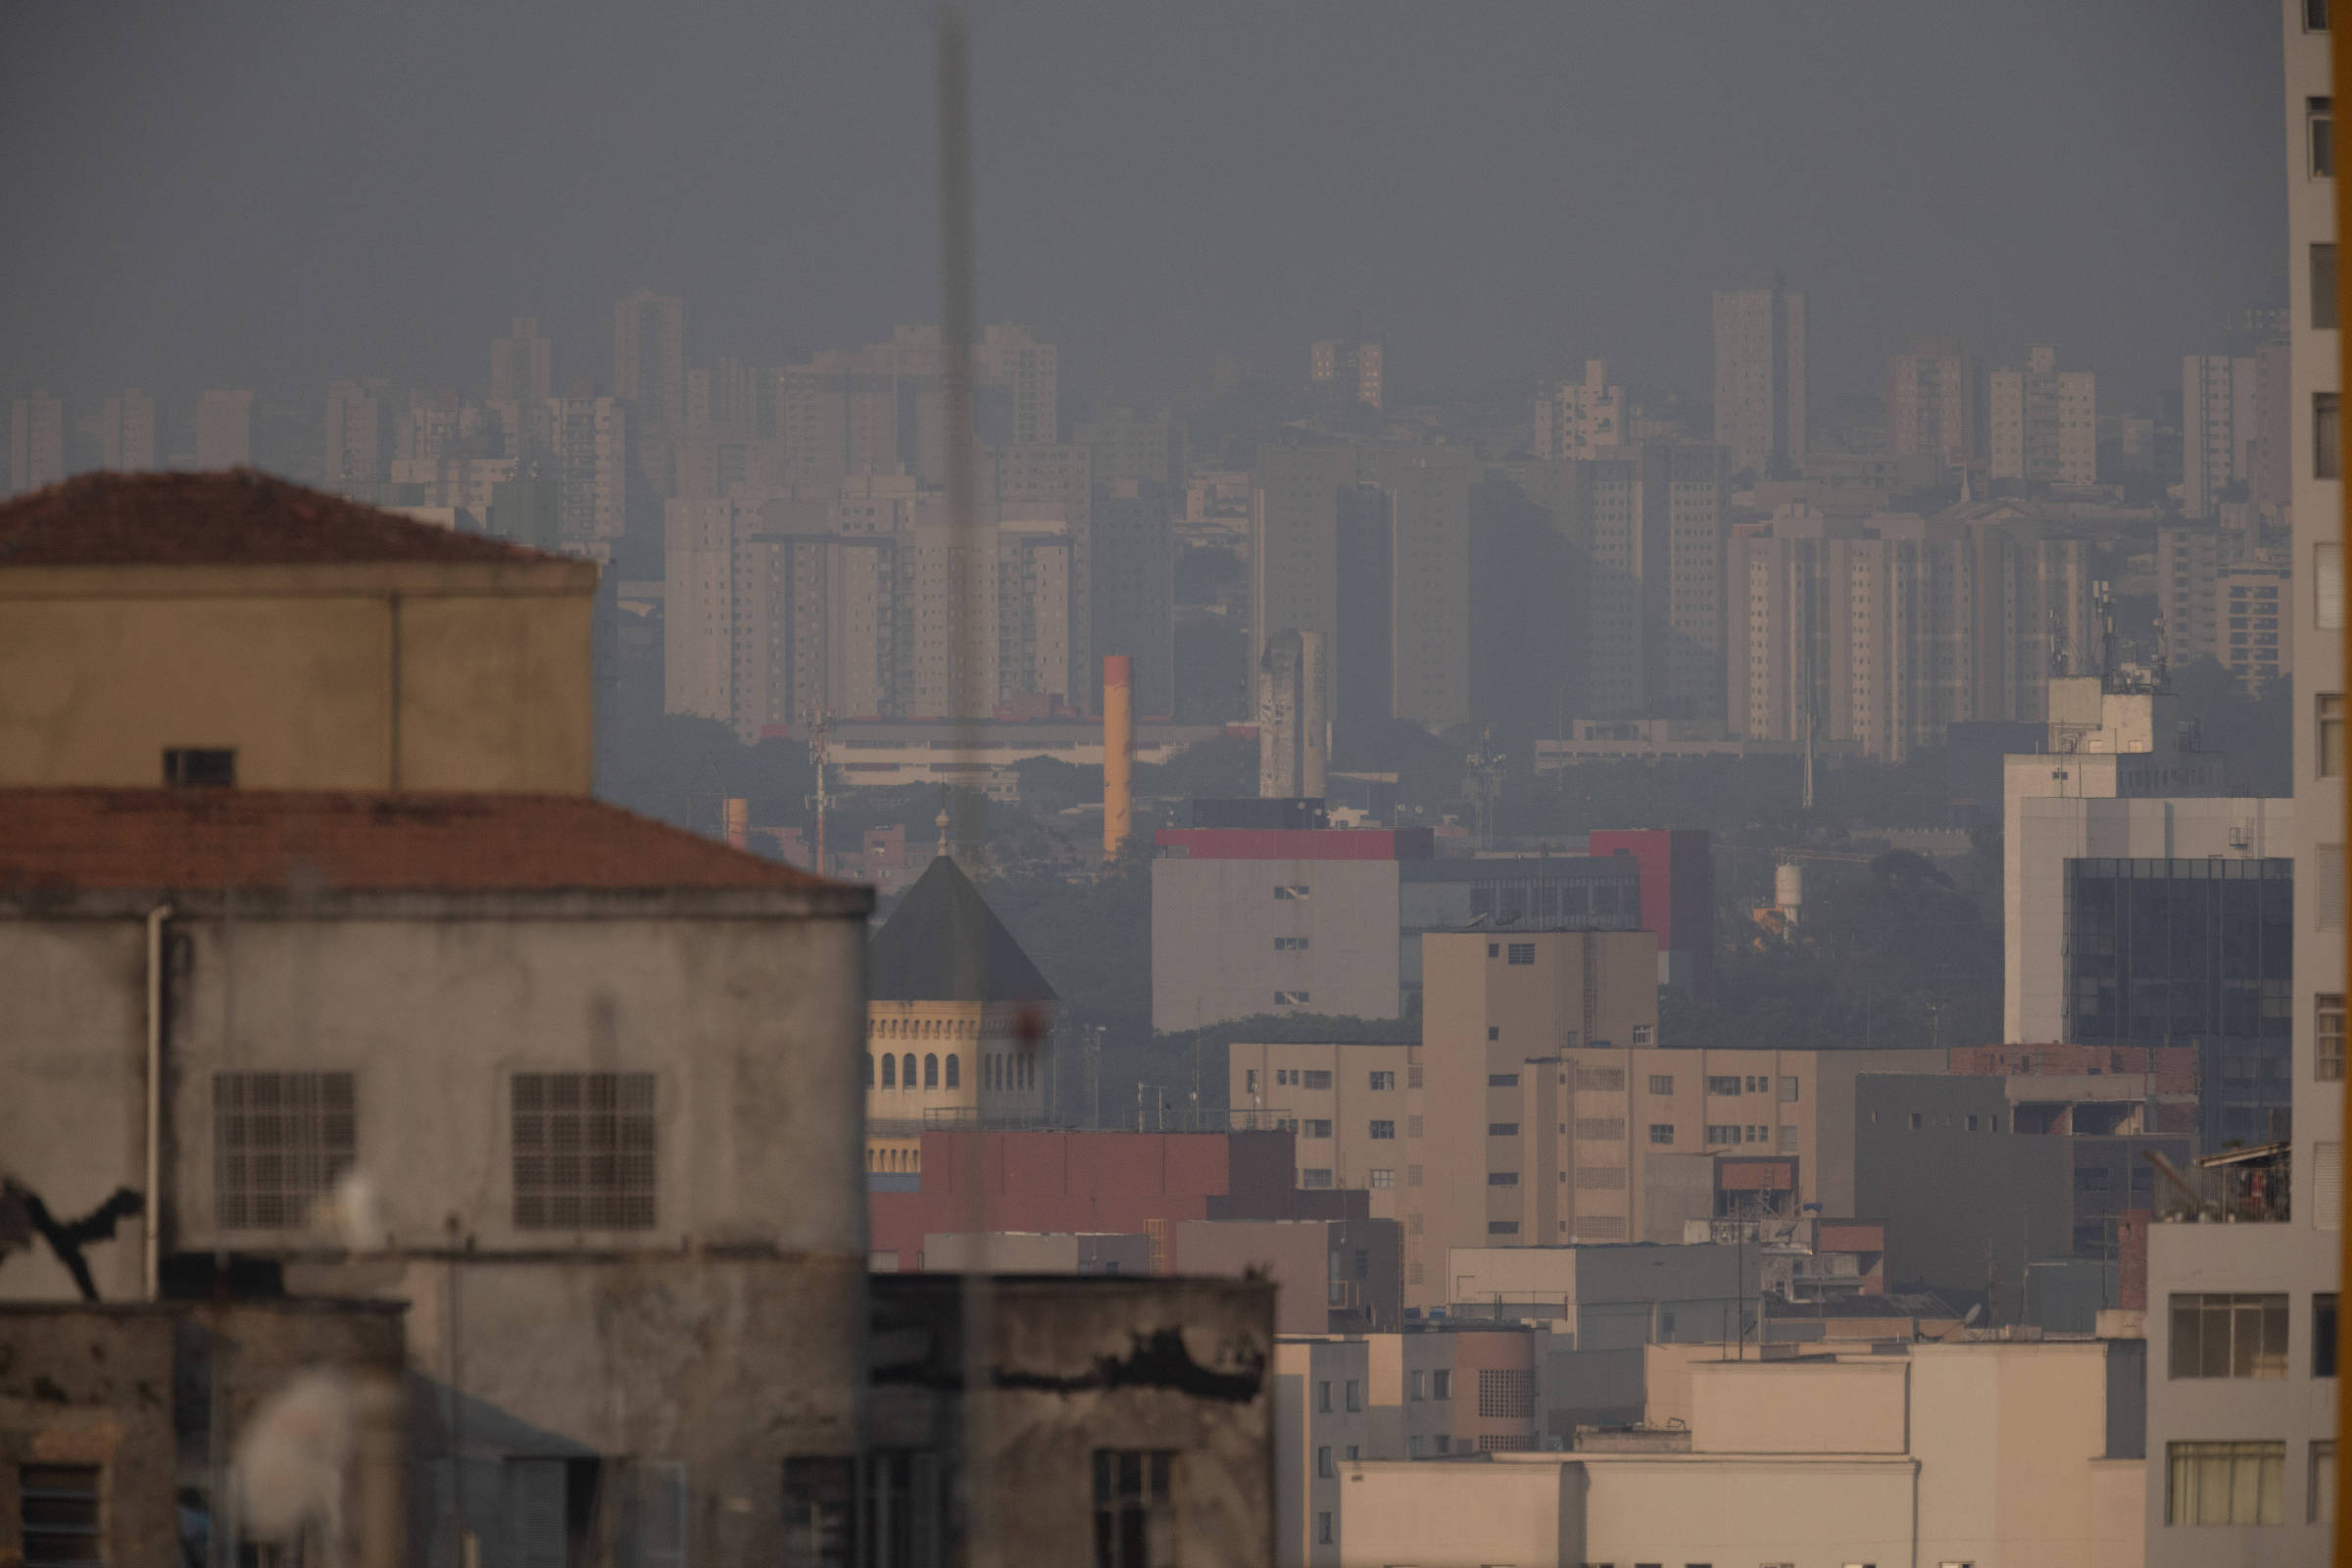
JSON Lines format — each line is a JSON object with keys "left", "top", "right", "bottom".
{"left": 1411, "top": 930, "right": 1658, "bottom": 1309}
{"left": 1276, "top": 1326, "right": 1543, "bottom": 1567}
{"left": 1340, "top": 1336, "right": 2146, "bottom": 1568}
{"left": 1408, "top": 925, "right": 1940, "bottom": 1312}
{"left": 0, "top": 470, "right": 596, "bottom": 792}
{"left": 1249, "top": 1027, "right": 1939, "bottom": 1316}
{"left": 1228, "top": 1041, "right": 1412, "bottom": 1213}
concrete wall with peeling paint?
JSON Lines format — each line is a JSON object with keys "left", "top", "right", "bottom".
{"left": 870, "top": 1274, "right": 1276, "bottom": 1566}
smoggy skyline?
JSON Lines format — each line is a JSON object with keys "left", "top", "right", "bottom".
{"left": 1, "top": 1, "right": 2284, "bottom": 415}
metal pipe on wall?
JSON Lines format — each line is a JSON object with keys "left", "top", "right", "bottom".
{"left": 144, "top": 900, "right": 172, "bottom": 1298}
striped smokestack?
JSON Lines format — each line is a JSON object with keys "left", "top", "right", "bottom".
{"left": 1102, "top": 655, "right": 1133, "bottom": 861}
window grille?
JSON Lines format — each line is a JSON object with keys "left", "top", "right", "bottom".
{"left": 215, "top": 1071, "right": 356, "bottom": 1229}
{"left": 513, "top": 1071, "right": 657, "bottom": 1230}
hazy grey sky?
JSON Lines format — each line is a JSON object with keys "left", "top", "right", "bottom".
{"left": 1, "top": 1, "right": 2282, "bottom": 416}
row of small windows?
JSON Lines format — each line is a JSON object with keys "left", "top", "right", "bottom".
{"left": 863, "top": 1051, "right": 1034, "bottom": 1091}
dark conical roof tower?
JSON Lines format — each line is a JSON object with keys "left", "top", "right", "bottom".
{"left": 866, "top": 856, "right": 1057, "bottom": 1003}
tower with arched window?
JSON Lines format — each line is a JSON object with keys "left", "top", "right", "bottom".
{"left": 862, "top": 854, "right": 1058, "bottom": 1176}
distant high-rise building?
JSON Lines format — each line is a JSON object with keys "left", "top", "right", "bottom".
{"left": 1726, "top": 504, "right": 2092, "bottom": 760}
{"left": 1093, "top": 481, "right": 1175, "bottom": 718}
{"left": 777, "top": 327, "right": 948, "bottom": 489}
{"left": 2155, "top": 523, "right": 2227, "bottom": 668}
{"left": 547, "top": 393, "right": 628, "bottom": 540}
{"left": 194, "top": 390, "right": 253, "bottom": 469}
{"left": 1251, "top": 442, "right": 1474, "bottom": 741}
{"left": 2215, "top": 560, "right": 2292, "bottom": 691}
{"left": 1532, "top": 360, "right": 1628, "bottom": 462}
{"left": 1886, "top": 340, "right": 1972, "bottom": 470}
{"left": 613, "top": 289, "right": 687, "bottom": 431}
{"left": 977, "top": 323, "right": 1058, "bottom": 446}
{"left": 1309, "top": 340, "right": 1385, "bottom": 411}
{"left": 98, "top": 389, "right": 156, "bottom": 470}
{"left": 1533, "top": 443, "right": 1732, "bottom": 721}
{"left": 993, "top": 442, "right": 1094, "bottom": 711}
{"left": 1987, "top": 345, "right": 2096, "bottom": 488}
{"left": 323, "top": 380, "right": 386, "bottom": 487}
{"left": 1256, "top": 628, "right": 1328, "bottom": 800}
{"left": 2250, "top": 336, "right": 2294, "bottom": 514}
{"left": 490, "top": 317, "right": 555, "bottom": 405}
{"left": 1072, "top": 406, "right": 1185, "bottom": 490}
{"left": 992, "top": 510, "right": 1074, "bottom": 709}
{"left": 1712, "top": 279, "right": 1806, "bottom": 477}
{"left": 2181, "top": 352, "right": 2260, "bottom": 515}
{"left": 9, "top": 391, "right": 64, "bottom": 495}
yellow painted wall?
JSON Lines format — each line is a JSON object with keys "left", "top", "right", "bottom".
{"left": 0, "top": 563, "right": 595, "bottom": 791}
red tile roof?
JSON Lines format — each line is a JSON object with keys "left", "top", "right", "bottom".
{"left": 0, "top": 789, "right": 836, "bottom": 894}
{"left": 0, "top": 470, "right": 562, "bottom": 567}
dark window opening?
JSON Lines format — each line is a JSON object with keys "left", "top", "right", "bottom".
{"left": 164, "top": 747, "right": 237, "bottom": 787}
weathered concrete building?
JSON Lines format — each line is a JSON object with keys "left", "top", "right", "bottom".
{"left": 0, "top": 1298, "right": 406, "bottom": 1568}
{"left": 0, "top": 787, "right": 872, "bottom": 1568}
{"left": 0, "top": 471, "right": 599, "bottom": 792}
{"left": 868, "top": 1272, "right": 1277, "bottom": 1567}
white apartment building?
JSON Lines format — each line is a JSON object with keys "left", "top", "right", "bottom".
{"left": 2219, "top": 560, "right": 2295, "bottom": 691}
{"left": 1712, "top": 279, "right": 1805, "bottom": 477}
{"left": 2000, "top": 676, "right": 2248, "bottom": 1045}
{"left": 613, "top": 288, "right": 687, "bottom": 429}
{"left": 547, "top": 392, "right": 627, "bottom": 540}
{"left": 2185, "top": 351, "right": 2262, "bottom": 517}
{"left": 97, "top": 389, "right": 155, "bottom": 470}
{"left": 193, "top": 390, "right": 252, "bottom": 468}
{"left": 490, "top": 316, "right": 555, "bottom": 404}
{"left": 1532, "top": 360, "right": 1627, "bottom": 461}
{"left": 322, "top": 378, "right": 385, "bottom": 486}
{"left": 9, "top": 390, "right": 64, "bottom": 494}
{"left": 1886, "top": 338, "right": 1973, "bottom": 470}
{"left": 2139, "top": 12, "right": 2341, "bottom": 1563}
{"left": 1989, "top": 343, "right": 2097, "bottom": 487}
{"left": 978, "top": 322, "right": 1059, "bottom": 446}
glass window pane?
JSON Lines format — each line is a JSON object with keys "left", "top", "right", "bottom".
{"left": 2170, "top": 1296, "right": 2202, "bottom": 1378}
{"left": 2200, "top": 1450, "right": 2232, "bottom": 1522}
{"left": 2319, "top": 243, "right": 2341, "bottom": 329}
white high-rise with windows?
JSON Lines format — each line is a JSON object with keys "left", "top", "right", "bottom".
{"left": 2141, "top": 7, "right": 2340, "bottom": 1560}
{"left": 1712, "top": 279, "right": 1805, "bottom": 478}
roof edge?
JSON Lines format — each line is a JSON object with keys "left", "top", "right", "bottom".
{"left": 0, "top": 559, "right": 600, "bottom": 600}
{"left": 0, "top": 885, "right": 874, "bottom": 921}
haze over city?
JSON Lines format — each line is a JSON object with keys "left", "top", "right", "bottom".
{"left": 0, "top": 5, "right": 2344, "bottom": 1568}
{"left": 0, "top": 1, "right": 2287, "bottom": 414}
